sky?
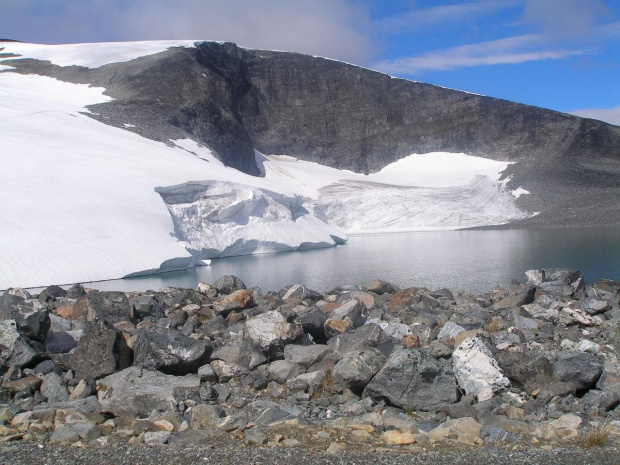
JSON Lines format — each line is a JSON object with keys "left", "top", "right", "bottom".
{"left": 1, "top": 0, "right": 619, "bottom": 125}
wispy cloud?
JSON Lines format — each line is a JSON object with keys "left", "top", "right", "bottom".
{"left": 571, "top": 105, "right": 620, "bottom": 126}
{"left": 375, "top": 0, "right": 520, "bottom": 34}
{"left": 372, "top": 33, "right": 588, "bottom": 74}
{"left": 523, "top": 0, "right": 611, "bottom": 40}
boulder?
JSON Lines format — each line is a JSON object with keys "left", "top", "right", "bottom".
{"left": 495, "top": 350, "right": 555, "bottom": 392}
{"left": 45, "top": 331, "right": 79, "bottom": 354}
{"left": 437, "top": 322, "right": 465, "bottom": 340}
{"left": 190, "top": 404, "right": 225, "bottom": 429}
{"left": 213, "top": 275, "right": 246, "bottom": 295}
{"left": 388, "top": 288, "right": 422, "bottom": 310}
{"left": 97, "top": 367, "right": 200, "bottom": 417}
{"left": 428, "top": 417, "right": 482, "bottom": 445}
{"left": 553, "top": 352, "right": 603, "bottom": 390}
{"left": 286, "top": 370, "right": 325, "bottom": 392}
{"left": 213, "top": 289, "right": 254, "bottom": 315}
{"left": 211, "top": 341, "right": 266, "bottom": 370}
{"left": 328, "top": 324, "right": 394, "bottom": 357}
{"left": 363, "top": 279, "right": 400, "bottom": 295}
{"left": 324, "top": 299, "right": 365, "bottom": 338}
{"left": 283, "top": 344, "right": 331, "bottom": 368}
{"left": 71, "top": 291, "right": 132, "bottom": 324}
{"left": 297, "top": 308, "right": 328, "bottom": 342}
{"left": 69, "top": 321, "right": 126, "bottom": 381}
{"left": 267, "top": 360, "right": 304, "bottom": 384}
{"left": 37, "top": 285, "right": 67, "bottom": 302}
{"left": 279, "top": 285, "right": 322, "bottom": 301}
{"left": 40, "top": 372, "right": 69, "bottom": 403}
{"left": 452, "top": 337, "right": 510, "bottom": 401}
{"left": 332, "top": 348, "right": 386, "bottom": 392}
{"left": 0, "top": 294, "right": 50, "bottom": 342}
{"left": 129, "top": 295, "right": 165, "bottom": 320}
{"left": 364, "top": 348, "right": 458, "bottom": 411}
{"left": 133, "top": 327, "right": 212, "bottom": 375}
{"left": 210, "top": 360, "right": 249, "bottom": 382}
{"left": 245, "top": 311, "right": 303, "bottom": 356}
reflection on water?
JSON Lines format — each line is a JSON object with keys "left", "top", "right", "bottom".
{"left": 88, "top": 227, "right": 620, "bottom": 294}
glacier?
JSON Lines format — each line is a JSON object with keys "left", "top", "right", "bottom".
{"left": 0, "top": 41, "right": 528, "bottom": 290}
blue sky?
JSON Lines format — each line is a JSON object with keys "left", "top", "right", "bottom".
{"left": 2, "top": 0, "right": 619, "bottom": 124}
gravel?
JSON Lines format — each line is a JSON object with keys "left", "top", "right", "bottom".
{"left": 1, "top": 443, "right": 620, "bottom": 465}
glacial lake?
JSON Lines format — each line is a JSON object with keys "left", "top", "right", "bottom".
{"left": 86, "top": 227, "right": 620, "bottom": 295}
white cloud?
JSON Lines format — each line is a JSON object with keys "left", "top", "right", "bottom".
{"left": 571, "top": 105, "right": 620, "bottom": 126}
{"left": 0, "top": 0, "right": 376, "bottom": 64}
{"left": 372, "top": 34, "right": 587, "bottom": 74}
{"left": 375, "top": 0, "right": 520, "bottom": 34}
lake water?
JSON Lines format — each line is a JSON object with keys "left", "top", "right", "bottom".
{"left": 86, "top": 227, "right": 620, "bottom": 295}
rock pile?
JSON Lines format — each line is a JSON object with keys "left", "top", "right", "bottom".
{"left": 1, "top": 270, "right": 620, "bottom": 450}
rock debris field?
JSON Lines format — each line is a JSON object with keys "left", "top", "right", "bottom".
{"left": 1, "top": 268, "right": 620, "bottom": 462}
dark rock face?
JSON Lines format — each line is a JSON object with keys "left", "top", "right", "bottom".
{"left": 0, "top": 294, "right": 50, "bottom": 342}
{"left": 7, "top": 41, "right": 620, "bottom": 226}
{"left": 72, "top": 291, "right": 132, "bottom": 324}
{"left": 133, "top": 327, "right": 213, "bottom": 375}
{"left": 553, "top": 353, "right": 603, "bottom": 391}
{"left": 69, "top": 321, "right": 127, "bottom": 381}
{"left": 364, "top": 348, "right": 458, "bottom": 411}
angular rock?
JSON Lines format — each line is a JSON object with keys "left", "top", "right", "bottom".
{"left": 133, "top": 326, "right": 212, "bottom": 375}
{"left": 332, "top": 348, "right": 386, "bottom": 392}
{"left": 428, "top": 417, "right": 482, "bottom": 445}
{"left": 328, "top": 324, "right": 394, "bottom": 357}
{"left": 144, "top": 430, "right": 171, "bottom": 445}
{"left": 129, "top": 295, "right": 165, "bottom": 320}
{"left": 298, "top": 308, "right": 328, "bottom": 342}
{"left": 452, "top": 337, "right": 510, "bottom": 401}
{"left": 49, "top": 425, "right": 80, "bottom": 444}
{"left": 279, "top": 284, "right": 321, "bottom": 301}
{"left": 283, "top": 344, "right": 331, "bottom": 368}
{"left": 286, "top": 370, "right": 325, "bottom": 392}
{"left": 364, "top": 348, "right": 457, "bottom": 411}
{"left": 190, "top": 404, "right": 225, "bottom": 429}
{"left": 245, "top": 311, "right": 303, "bottom": 356}
{"left": 40, "top": 372, "right": 69, "bottom": 403}
{"left": 97, "top": 367, "right": 200, "bottom": 417}
{"left": 210, "top": 360, "right": 249, "bottom": 382}
{"left": 495, "top": 350, "right": 555, "bottom": 392}
{"left": 553, "top": 352, "right": 602, "bottom": 390}
{"left": 45, "top": 331, "right": 79, "bottom": 354}
{"left": 213, "top": 289, "right": 253, "bottom": 315}
{"left": 382, "top": 430, "right": 415, "bottom": 445}
{"left": 71, "top": 291, "right": 132, "bottom": 324}
{"left": 363, "top": 279, "right": 400, "bottom": 295}
{"left": 213, "top": 275, "right": 246, "bottom": 295}
{"left": 324, "top": 299, "right": 365, "bottom": 339}
{"left": 267, "top": 360, "right": 304, "bottom": 384}
{"left": 0, "top": 294, "right": 50, "bottom": 342}
{"left": 437, "top": 322, "right": 465, "bottom": 340}
{"left": 69, "top": 321, "right": 126, "bottom": 381}
{"left": 38, "top": 285, "right": 67, "bottom": 302}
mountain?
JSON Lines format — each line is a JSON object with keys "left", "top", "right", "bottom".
{"left": 1, "top": 40, "right": 619, "bottom": 289}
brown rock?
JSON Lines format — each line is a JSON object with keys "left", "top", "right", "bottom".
{"left": 1, "top": 376, "right": 42, "bottom": 394}
{"left": 213, "top": 289, "right": 253, "bottom": 315}
{"left": 388, "top": 288, "right": 421, "bottom": 310}
{"left": 402, "top": 333, "right": 420, "bottom": 348}
{"left": 324, "top": 319, "right": 350, "bottom": 336}
{"left": 382, "top": 430, "right": 416, "bottom": 445}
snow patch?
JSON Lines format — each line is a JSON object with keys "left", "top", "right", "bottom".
{"left": 0, "top": 40, "right": 199, "bottom": 68}
{"left": 511, "top": 187, "right": 530, "bottom": 198}
{"left": 123, "top": 123, "right": 136, "bottom": 128}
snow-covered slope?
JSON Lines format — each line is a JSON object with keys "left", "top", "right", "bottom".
{"left": 0, "top": 42, "right": 528, "bottom": 289}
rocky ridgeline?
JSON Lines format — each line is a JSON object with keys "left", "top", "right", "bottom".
{"left": 1, "top": 270, "right": 620, "bottom": 451}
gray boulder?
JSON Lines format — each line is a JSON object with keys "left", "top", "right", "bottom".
{"left": 214, "top": 275, "right": 246, "bottom": 295}
{"left": 129, "top": 295, "right": 165, "bottom": 320}
{"left": 328, "top": 324, "right": 395, "bottom": 357}
{"left": 297, "top": 307, "right": 328, "bottom": 342}
{"left": 283, "top": 344, "right": 331, "bottom": 368}
{"left": 324, "top": 299, "right": 365, "bottom": 338}
{"left": 332, "top": 348, "right": 386, "bottom": 392}
{"left": 267, "top": 360, "right": 304, "bottom": 384}
{"left": 133, "top": 327, "right": 212, "bottom": 375}
{"left": 364, "top": 348, "right": 458, "bottom": 411}
{"left": 553, "top": 352, "right": 603, "bottom": 390}
{"left": 0, "top": 294, "right": 50, "bottom": 342}
{"left": 72, "top": 291, "right": 132, "bottom": 324}
{"left": 40, "top": 372, "right": 69, "bottom": 403}
{"left": 279, "top": 284, "right": 321, "bottom": 301}
{"left": 97, "top": 367, "right": 201, "bottom": 417}
{"left": 363, "top": 279, "right": 401, "bottom": 295}
{"left": 495, "top": 350, "right": 555, "bottom": 392}
{"left": 69, "top": 321, "right": 127, "bottom": 381}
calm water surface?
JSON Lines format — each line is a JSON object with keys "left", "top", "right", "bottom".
{"left": 87, "top": 227, "right": 620, "bottom": 294}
